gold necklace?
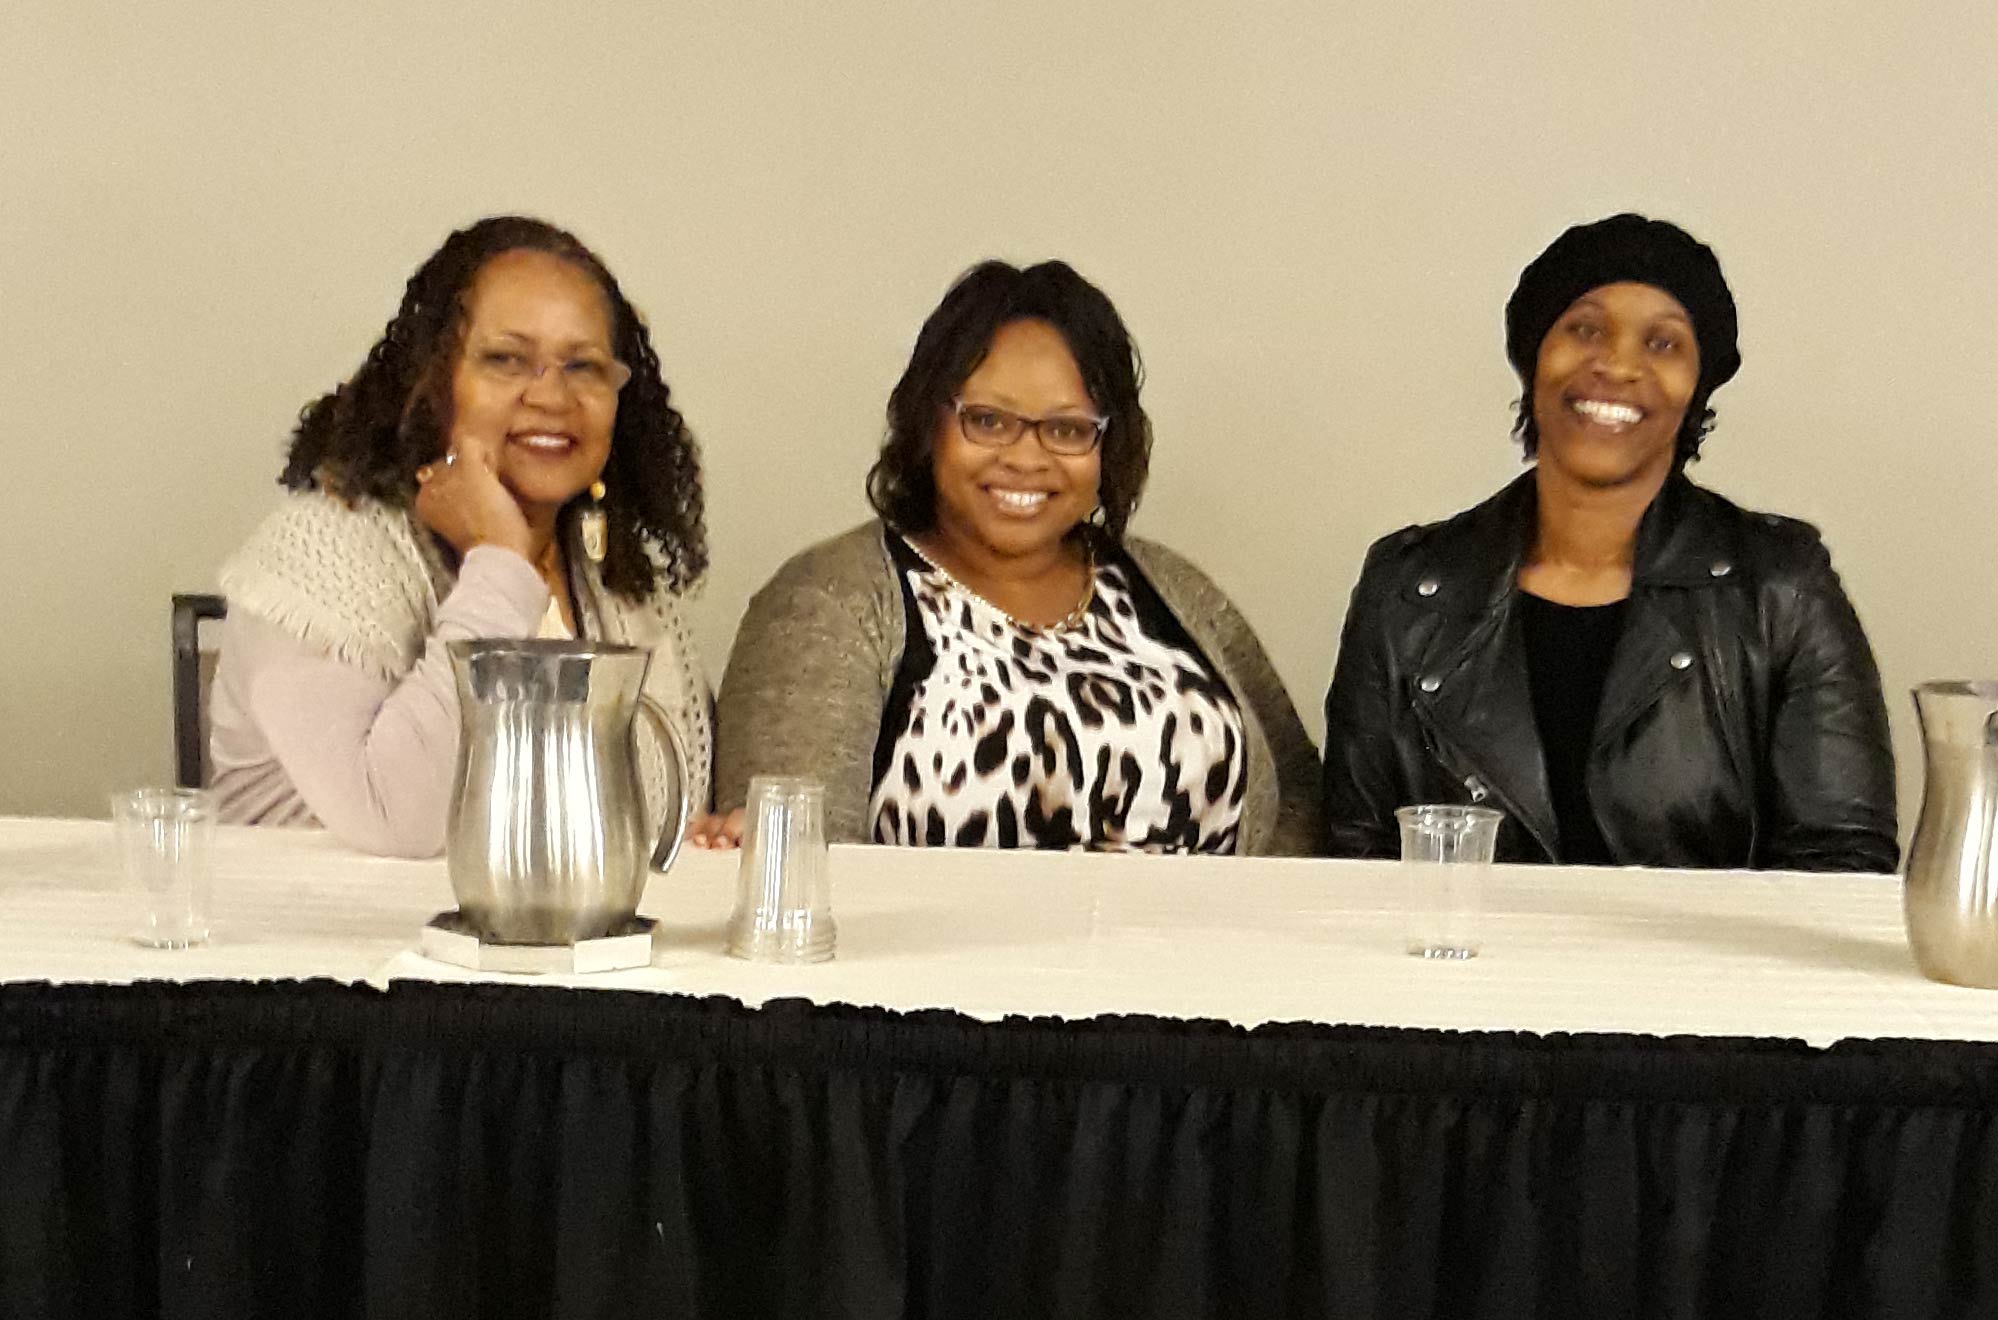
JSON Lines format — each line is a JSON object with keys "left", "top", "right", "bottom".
{"left": 906, "top": 538, "right": 1096, "bottom": 633}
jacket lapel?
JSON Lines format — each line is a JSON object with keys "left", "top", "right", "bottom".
{"left": 1416, "top": 607, "right": 1561, "bottom": 857}
{"left": 1404, "top": 475, "right": 1562, "bottom": 858}
{"left": 1589, "top": 604, "right": 1691, "bottom": 753}
{"left": 1590, "top": 477, "right": 1739, "bottom": 755}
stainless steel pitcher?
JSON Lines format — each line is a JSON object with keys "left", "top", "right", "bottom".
{"left": 1904, "top": 680, "right": 1998, "bottom": 988}
{"left": 446, "top": 638, "right": 691, "bottom": 944}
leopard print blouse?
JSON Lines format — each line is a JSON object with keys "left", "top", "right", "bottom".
{"left": 867, "top": 533, "right": 1248, "bottom": 853}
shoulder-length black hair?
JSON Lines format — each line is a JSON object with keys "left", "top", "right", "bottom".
{"left": 279, "top": 215, "right": 707, "bottom": 597}
{"left": 867, "top": 260, "right": 1152, "bottom": 544}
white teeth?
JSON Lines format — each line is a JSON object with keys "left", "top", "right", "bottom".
{"left": 514, "top": 433, "right": 573, "bottom": 451}
{"left": 1572, "top": 400, "right": 1643, "bottom": 427}
{"left": 991, "top": 489, "right": 1049, "bottom": 512}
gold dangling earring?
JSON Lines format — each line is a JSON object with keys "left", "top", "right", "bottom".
{"left": 580, "top": 479, "right": 608, "bottom": 564}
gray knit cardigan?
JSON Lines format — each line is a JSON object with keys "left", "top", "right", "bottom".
{"left": 715, "top": 522, "right": 1322, "bottom": 855}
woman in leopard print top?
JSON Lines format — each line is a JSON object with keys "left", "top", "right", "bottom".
{"left": 712, "top": 261, "right": 1319, "bottom": 855}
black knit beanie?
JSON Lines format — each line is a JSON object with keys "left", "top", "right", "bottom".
{"left": 1505, "top": 213, "right": 1741, "bottom": 397}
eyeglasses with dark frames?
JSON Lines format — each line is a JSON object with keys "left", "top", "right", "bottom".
{"left": 951, "top": 399, "right": 1108, "bottom": 456}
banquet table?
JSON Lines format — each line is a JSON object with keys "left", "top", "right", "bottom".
{"left": 4, "top": 815, "right": 1998, "bottom": 1318}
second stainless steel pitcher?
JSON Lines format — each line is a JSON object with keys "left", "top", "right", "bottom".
{"left": 446, "top": 639, "right": 691, "bottom": 945}
{"left": 1904, "top": 680, "right": 1998, "bottom": 988}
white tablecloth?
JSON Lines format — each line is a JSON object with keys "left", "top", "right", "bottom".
{"left": 4, "top": 815, "right": 1994, "bottom": 1047}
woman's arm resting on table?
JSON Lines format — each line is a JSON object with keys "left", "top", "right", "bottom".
{"left": 1760, "top": 542, "right": 1900, "bottom": 872}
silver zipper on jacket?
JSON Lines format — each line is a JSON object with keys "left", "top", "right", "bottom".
{"left": 1416, "top": 712, "right": 1504, "bottom": 813}
{"left": 1413, "top": 708, "right": 1559, "bottom": 858}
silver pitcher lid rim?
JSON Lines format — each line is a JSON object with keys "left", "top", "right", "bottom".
{"left": 447, "top": 637, "right": 645, "bottom": 660}
{"left": 1915, "top": 679, "right": 1998, "bottom": 698}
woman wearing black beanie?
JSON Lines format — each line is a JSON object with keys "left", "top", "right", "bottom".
{"left": 1320, "top": 214, "right": 1898, "bottom": 870}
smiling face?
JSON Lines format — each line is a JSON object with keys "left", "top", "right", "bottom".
{"left": 448, "top": 248, "right": 620, "bottom": 521}
{"left": 930, "top": 318, "right": 1102, "bottom": 562}
{"left": 1530, "top": 281, "right": 1701, "bottom": 491}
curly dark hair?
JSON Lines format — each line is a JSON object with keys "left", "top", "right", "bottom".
{"left": 867, "top": 260, "right": 1152, "bottom": 544}
{"left": 279, "top": 215, "right": 706, "bottom": 597}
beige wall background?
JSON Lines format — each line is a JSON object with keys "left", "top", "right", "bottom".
{"left": 3, "top": 2, "right": 1993, "bottom": 833}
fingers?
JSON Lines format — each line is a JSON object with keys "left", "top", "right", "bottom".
{"left": 411, "top": 427, "right": 533, "bottom": 559}
{"left": 684, "top": 809, "right": 745, "bottom": 850}
{"left": 452, "top": 422, "right": 503, "bottom": 474}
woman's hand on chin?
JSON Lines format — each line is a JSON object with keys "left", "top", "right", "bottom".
{"left": 414, "top": 425, "right": 534, "bottom": 560}
{"left": 684, "top": 808, "right": 745, "bottom": 850}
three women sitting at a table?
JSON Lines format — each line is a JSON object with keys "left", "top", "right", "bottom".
{"left": 208, "top": 211, "right": 1899, "bottom": 871}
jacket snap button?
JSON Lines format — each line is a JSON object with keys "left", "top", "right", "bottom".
{"left": 1417, "top": 578, "right": 1440, "bottom": 597}
{"left": 1419, "top": 675, "right": 1441, "bottom": 693}
{"left": 1670, "top": 651, "right": 1693, "bottom": 670}
{"left": 1709, "top": 560, "right": 1733, "bottom": 577}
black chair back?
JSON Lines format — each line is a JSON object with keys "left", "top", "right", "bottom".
{"left": 172, "top": 594, "right": 228, "bottom": 788}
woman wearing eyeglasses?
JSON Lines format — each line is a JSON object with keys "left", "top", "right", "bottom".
{"left": 704, "top": 260, "right": 1319, "bottom": 854}
{"left": 208, "top": 215, "right": 713, "bottom": 856}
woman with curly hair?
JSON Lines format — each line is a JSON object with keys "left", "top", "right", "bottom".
{"left": 705, "top": 259, "right": 1320, "bottom": 854}
{"left": 209, "top": 216, "right": 714, "bottom": 856}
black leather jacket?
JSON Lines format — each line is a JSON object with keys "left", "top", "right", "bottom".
{"left": 1321, "top": 473, "right": 1899, "bottom": 871}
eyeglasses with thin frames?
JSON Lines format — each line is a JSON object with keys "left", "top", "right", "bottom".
{"left": 464, "top": 340, "right": 633, "bottom": 399}
{"left": 951, "top": 399, "right": 1108, "bottom": 456}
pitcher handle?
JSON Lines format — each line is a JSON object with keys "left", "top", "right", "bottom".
{"left": 636, "top": 696, "right": 695, "bottom": 875}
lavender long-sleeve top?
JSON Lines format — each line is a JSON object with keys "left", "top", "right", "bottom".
{"left": 207, "top": 546, "right": 547, "bottom": 857}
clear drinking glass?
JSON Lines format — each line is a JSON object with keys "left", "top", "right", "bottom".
{"left": 726, "top": 776, "right": 835, "bottom": 963}
{"left": 111, "top": 787, "right": 216, "bottom": 948}
{"left": 1396, "top": 804, "right": 1502, "bottom": 959}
